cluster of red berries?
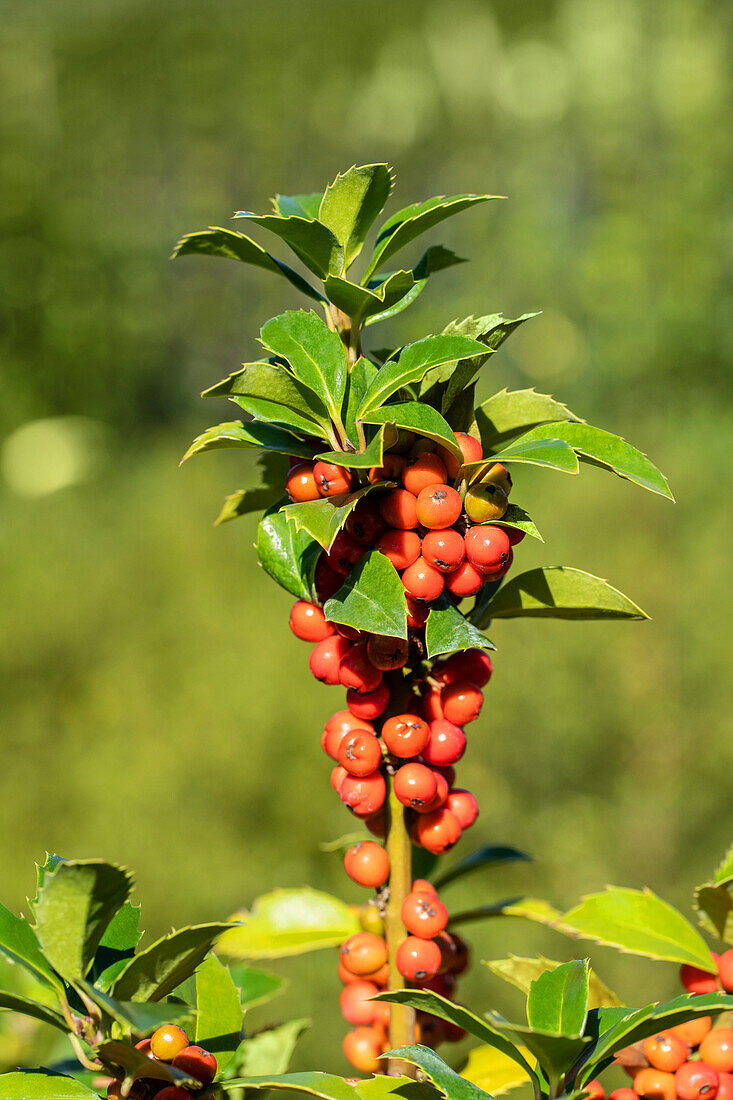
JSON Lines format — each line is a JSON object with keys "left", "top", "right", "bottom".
{"left": 107, "top": 1025, "right": 217, "bottom": 1099}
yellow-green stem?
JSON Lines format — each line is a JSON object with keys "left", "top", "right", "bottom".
{"left": 385, "top": 765, "right": 416, "bottom": 1076}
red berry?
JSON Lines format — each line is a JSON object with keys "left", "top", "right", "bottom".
{"left": 342, "top": 1026, "right": 383, "bottom": 1073}
{"left": 680, "top": 963, "right": 719, "bottom": 995}
{"left": 286, "top": 462, "right": 320, "bottom": 502}
{"left": 324, "top": 711, "right": 374, "bottom": 745}
{"left": 480, "top": 546, "right": 514, "bottom": 581}
{"left": 416, "top": 485, "right": 462, "bottom": 530}
{"left": 347, "top": 681, "right": 390, "bottom": 720}
{"left": 396, "top": 936, "right": 442, "bottom": 981}
{"left": 314, "top": 461, "right": 353, "bottom": 497}
{"left": 700, "top": 1031, "right": 733, "bottom": 1074}
{"left": 505, "top": 525, "right": 526, "bottom": 546}
{"left": 643, "top": 1034, "right": 689, "bottom": 1073}
{"left": 402, "top": 557, "right": 444, "bottom": 601}
{"left": 380, "top": 489, "right": 418, "bottom": 529}
{"left": 585, "top": 1083, "right": 605, "bottom": 1100}
{"left": 171, "top": 1046, "right": 217, "bottom": 1086}
{"left": 339, "top": 730, "right": 383, "bottom": 776}
{"left": 412, "top": 807, "right": 462, "bottom": 854}
{"left": 340, "top": 771, "right": 387, "bottom": 816}
{"left": 670, "top": 1018, "right": 713, "bottom": 1046}
{"left": 401, "top": 891, "right": 449, "bottom": 938}
{"left": 445, "top": 560, "right": 485, "bottom": 597}
{"left": 718, "top": 950, "right": 733, "bottom": 992}
{"left": 344, "top": 841, "right": 390, "bottom": 888}
{"left": 633, "top": 1069, "right": 676, "bottom": 1100}
{"left": 402, "top": 453, "right": 448, "bottom": 495}
{"left": 150, "top": 1025, "right": 190, "bottom": 1062}
{"left": 381, "top": 714, "right": 430, "bottom": 758}
{"left": 339, "top": 645, "right": 383, "bottom": 693}
{"left": 369, "top": 453, "right": 407, "bottom": 485}
{"left": 314, "top": 554, "right": 343, "bottom": 601}
{"left": 420, "top": 687, "right": 444, "bottom": 722}
{"left": 327, "top": 530, "right": 365, "bottom": 575}
{"left": 347, "top": 497, "right": 388, "bottom": 545}
{"left": 154, "top": 1090, "right": 193, "bottom": 1100}
{"left": 394, "top": 763, "right": 438, "bottom": 809}
{"left": 340, "top": 932, "right": 388, "bottom": 976}
{"left": 412, "top": 879, "right": 438, "bottom": 896}
{"left": 437, "top": 649, "right": 493, "bottom": 687}
{"left": 446, "top": 788, "right": 479, "bottom": 829}
{"left": 441, "top": 681, "right": 483, "bottom": 724}
{"left": 288, "top": 600, "right": 335, "bottom": 643}
{"left": 331, "top": 764, "right": 348, "bottom": 792}
{"left": 419, "top": 768, "right": 449, "bottom": 813}
{"left": 339, "top": 979, "right": 381, "bottom": 1025}
{"left": 309, "top": 635, "right": 353, "bottom": 685}
{"left": 376, "top": 529, "right": 422, "bottom": 571}
{"left": 438, "top": 432, "right": 483, "bottom": 479}
{"left": 610, "top": 1091, "right": 639, "bottom": 1100}
{"left": 406, "top": 596, "right": 430, "bottom": 630}
{"left": 422, "top": 529, "right": 466, "bottom": 573}
{"left": 675, "top": 1062, "right": 719, "bottom": 1100}
{"left": 464, "top": 525, "right": 511, "bottom": 571}
{"left": 717, "top": 1076, "right": 733, "bottom": 1100}
{"left": 367, "top": 635, "right": 410, "bottom": 670}
{"left": 422, "top": 719, "right": 466, "bottom": 766}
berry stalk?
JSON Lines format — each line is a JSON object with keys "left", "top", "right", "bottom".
{"left": 384, "top": 763, "right": 417, "bottom": 1075}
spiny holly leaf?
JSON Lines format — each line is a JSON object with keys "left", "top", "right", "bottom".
{"left": 76, "top": 978, "right": 192, "bottom": 1035}
{"left": 216, "top": 487, "right": 279, "bottom": 526}
{"left": 229, "top": 395, "right": 328, "bottom": 438}
{"left": 88, "top": 900, "right": 143, "bottom": 990}
{"left": 284, "top": 483, "right": 390, "bottom": 551}
{"left": 191, "top": 953, "right": 244, "bottom": 1072}
{"left": 233, "top": 212, "right": 343, "bottom": 279}
{"left": 474, "top": 388, "right": 583, "bottom": 449}
{"left": 325, "top": 550, "right": 408, "bottom": 640}
{"left": 527, "top": 959, "right": 590, "bottom": 1037}
{"left": 363, "top": 193, "right": 500, "bottom": 281}
{"left": 384, "top": 1045, "right": 491, "bottom": 1100}
{"left": 432, "top": 845, "right": 531, "bottom": 890}
{"left": 315, "top": 427, "right": 389, "bottom": 470}
{"left": 319, "top": 164, "right": 394, "bottom": 269}
{"left": 497, "top": 897, "right": 573, "bottom": 931}
{"left": 461, "top": 1043, "right": 535, "bottom": 1097}
{"left": 425, "top": 596, "right": 495, "bottom": 660}
{"left": 33, "top": 860, "right": 132, "bottom": 981}
{"left": 343, "top": 356, "right": 379, "bottom": 445}
{"left": 474, "top": 567, "right": 648, "bottom": 624}
{"left": 227, "top": 964, "right": 285, "bottom": 1008}
{"left": 218, "top": 888, "right": 360, "bottom": 960}
{"left": 484, "top": 956, "right": 623, "bottom": 1009}
{"left": 488, "top": 504, "right": 544, "bottom": 542}
{"left": 0, "top": 991, "right": 69, "bottom": 1032}
{"left": 362, "top": 402, "right": 461, "bottom": 458}
{"left": 256, "top": 505, "right": 321, "bottom": 600}
{"left": 361, "top": 246, "right": 467, "bottom": 330}
{"left": 561, "top": 887, "right": 716, "bottom": 969}
{"left": 204, "top": 361, "right": 331, "bottom": 432}
{"left": 441, "top": 314, "right": 541, "bottom": 416}
{"left": 323, "top": 275, "right": 410, "bottom": 323}
{"left": 358, "top": 334, "right": 488, "bottom": 417}
{"left": 111, "top": 922, "right": 234, "bottom": 1002}
{"left": 357, "top": 1074, "right": 439, "bottom": 1100}
{"left": 465, "top": 436, "right": 579, "bottom": 478}
{"left": 233, "top": 1018, "right": 310, "bottom": 1076}
{"left": 483, "top": 1013, "right": 591, "bottom": 1089}
{"left": 0, "top": 902, "right": 61, "bottom": 991}
{"left": 221, "top": 1072, "right": 358, "bottom": 1100}
{"left": 272, "top": 193, "right": 323, "bottom": 219}
{"left": 171, "top": 227, "right": 324, "bottom": 302}
{"left": 0, "top": 1072, "right": 101, "bottom": 1099}
{"left": 260, "top": 311, "right": 348, "bottom": 427}
{"left": 695, "top": 847, "right": 733, "bottom": 943}
{"left": 181, "top": 421, "right": 316, "bottom": 464}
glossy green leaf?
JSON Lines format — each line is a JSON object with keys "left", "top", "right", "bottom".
{"left": 284, "top": 484, "right": 389, "bottom": 552}
{"left": 180, "top": 421, "right": 315, "bottom": 464}
{"left": 33, "top": 860, "right": 132, "bottom": 981}
{"left": 474, "top": 388, "right": 582, "bottom": 449}
{"left": 0, "top": 990, "right": 69, "bottom": 1032}
{"left": 694, "top": 847, "right": 733, "bottom": 942}
{"left": 362, "top": 402, "right": 461, "bottom": 458}
{"left": 192, "top": 953, "right": 244, "bottom": 1072}
{"left": 497, "top": 897, "right": 571, "bottom": 931}
{"left": 425, "top": 596, "right": 495, "bottom": 660}
{"left": 527, "top": 959, "right": 590, "bottom": 1037}
{"left": 111, "top": 922, "right": 233, "bottom": 1002}
{"left": 98, "top": 1039, "right": 201, "bottom": 1089}
{"left": 256, "top": 506, "right": 320, "bottom": 600}
{"left": 0, "top": 1072, "right": 100, "bottom": 1099}
{"left": 76, "top": 978, "right": 192, "bottom": 1035}
{"left": 88, "top": 901, "right": 143, "bottom": 990}
{"left": 714, "top": 845, "right": 733, "bottom": 883}
{"left": 315, "top": 428, "right": 389, "bottom": 470}
{"left": 465, "top": 437, "right": 579, "bottom": 479}
{"left": 487, "top": 504, "right": 543, "bottom": 542}
{"left": 203, "top": 361, "right": 330, "bottom": 429}
{"left": 218, "top": 888, "right": 360, "bottom": 960}
{"left": 234, "top": 1018, "right": 310, "bottom": 1076}
{"left": 0, "top": 902, "right": 60, "bottom": 991}
{"left": 323, "top": 277, "right": 385, "bottom": 320}
{"left": 233, "top": 212, "right": 343, "bottom": 278}
{"left": 171, "top": 227, "right": 324, "bottom": 302}
{"left": 461, "top": 1043, "right": 535, "bottom": 1096}
{"left": 357, "top": 1074, "right": 438, "bottom": 1100}
{"left": 484, "top": 1013, "right": 590, "bottom": 1088}
{"left": 433, "top": 845, "right": 531, "bottom": 890}
{"left": 386, "top": 1045, "right": 491, "bottom": 1100}
{"left": 319, "top": 164, "right": 394, "bottom": 268}
{"left": 227, "top": 964, "right": 285, "bottom": 1008}
{"left": 229, "top": 395, "right": 323, "bottom": 437}
{"left": 479, "top": 567, "right": 649, "bottom": 623}
{"left": 222, "top": 1072, "right": 358, "bottom": 1100}
{"left": 272, "top": 193, "right": 323, "bottom": 220}
{"left": 364, "top": 282, "right": 424, "bottom": 328}
{"left": 260, "top": 311, "right": 348, "bottom": 426}
{"left": 484, "top": 956, "right": 623, "bottom": 1009}
{"left": 343, "top": 356, "right": 379, "bottom": 445}
{"left": 325, "top": 550, "right": 407, "bottom": 639}
{"left": 215, "top": 487, "right": 278, "bottom": 526}
{"left": 363, "top": 194, "right": 500, "bottom": 281}
{"left": 357, "top": 335, "right": 488, "bottom": 417}
{"left": 562, "top": 887, "right": 716, "bottom": 968}
{"left": 418, "top": 314, "right": 532, "bottom": 403}
{"left": 362, "top": 246, "right": 467, "bottom": 330}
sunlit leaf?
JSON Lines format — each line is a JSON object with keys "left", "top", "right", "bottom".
{"left": 475, "top": 567, "right": 648, "bottom": 624}
{"left": 218, "top": 888, "right": 360, "bottom": 960}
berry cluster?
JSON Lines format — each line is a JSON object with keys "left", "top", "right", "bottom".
{"left": 287, "top": 432, "right": 521, "bottom": 1071}
{"left": 107, "top": 1025, "right": 217, "bottom": 1099}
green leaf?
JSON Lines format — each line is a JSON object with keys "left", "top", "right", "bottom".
{"left": 488, "top": 505, "right": 544, "bottom": 543}
{"left": 0, "top": 990, "right": 69, "bottom": 1032}
{"left": 233, "top": 212, "right": 343, "bottom": 279}
{"left": 386, "top": 1045, "right": 491, "bottom": 1100}
{"left": 256, "top": 506, "right": 321, "bottom": 600}
{"left": 714, "top": 845, "right": 733, "bottom": 883}
{"left": 33, "top": 860, "right": 132, "bottom": 981}
{"left": 484, "top": 956, "right": 623, "bottom": 1009}
{"left": 362, "top": 246, "right": 468, "bottom": 330}
{"left": 484, "top": 1014, "right": 590, "bottom": 1089}
{"left": 561, "top": 887, "right": 716, "bottom": 969}
{"left": 218, "top": 888, "right": 360, "bottom": 960}
{"left": 478, "top": 567, "right": 649, "bottom": 623}
{"left": 358, "top": 335, "right": 488, "bottom": 417}
{"left": 0, "top": 1071, "right": 100, "bottom": 1099}
{"left": 171, "top": 227, "right": 324, "bottom": 302}
{"left": 76, "top": 978, "right": 192, "bottom": 1035}
{"left": 362, "top": 402, "right": 461, "bottom": 458}
{"left": 222, "top": 1072, "right": 358, "bottom": 1100}
{"left": 98, "top": 1039, "right": 202, "bottom": 1089}
{"left": 284, "top": 484, "right": 389, "bottom": 552}
{"left": 0, "top": 902, "right": 60, "bottom": 991}
{"left": 461, "top": 1043, "right": 535, "bottom": 1096}
{"left": 215, "top": 487, "right": 279, "bottom": 526}
{"left": 111, "top": 922, "right": 233, "bottom": 1002}
{"left": 192, "top": 953, "right": 244, "bottom": 1072}
{"left": 439, "top": 314, "right": 540, "bottom": 417}
{"left": 325, "top": 550, "right": 407, "bottom": 640}
{"left": 315, "top": 428, "right": 389, "bottom": 470}
{"left": 203, "top": 361, "right": 331, "bottom": 431}
{"left": 88, "top": 901, "right": 143, "bottom": 990}
{"left": 319, "top": 164, "right": 394, "bottom": 269}
{"left": 272, "top": 193, "right": 323, "bottom": 219}
{"left": 181, "top": 420, "right": 316, "bottom": 464}
{"left": 474, "top": 388, "right": 582, "bottom": 450}
{"left": 363, "top": 194, "right": 500, "bottom": 281}
{"left": 343, "top": 356, "right": 379, "bottom": 445}
{"left": 433, "top": 845, "right": 531, "bottom": 890}
{"left": 260, "top": 311, "right": 348, "bottom": 427}
{"left": 357, "top": 1074, "right": 438, "bottom": 1100}
{"left": 527, "top": 959, "right": 590, "bottom": 1037}
{"left": 227, "top": 964, "right": 285, "bottom": 1008}
{"left": 425, "top": 597, "right": 496, "bottom": 660}
{"left": 465, "top": 437, "right": 579, "bottom": 479}
{"left": 695, "top": 849, "right": 733, "bottom": 943}
{"left": 234, "top": 1018, "right": 310, "bottom": 1076}
{"left": 228, "top": 396, "right": 323, "bottom": 438}
{"left": 497, "top": 897, "right": 571, "bottom": 930}
{"left": 363, "top": 281, "right": 425, "bottom": 328}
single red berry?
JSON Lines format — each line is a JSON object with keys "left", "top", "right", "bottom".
{"left": 376, "top": 528, "right": 422, "bottom": 571}
{"left": 465, "top": 525, "right": 511, "bottom": 571}
{"left": 680, "top": 962, "right": 720, "bottom": 995}
{"left": 402, "top": 557, "right": 445, "bottom": 601}
{"left": 339, "top": 729, "right": 383, "bottom": 776}
{"left": 441, "top": 681, "right": 483, "bottom": 724}
{"left": 675, "top": 1062, "right": 720, "bottom": 1100}
{"left": 437, "top": 648, "right": 493, "bottom": 687}
{"left": 367, "top": 635, "right": 410, "bottom": 670}
{"left": 381, "top": 714, "right": 430, "bottom": 758}
{"left": 314, "top": 554, "right": 342, "bottom": 601}
{"left": 321, "top": 727, "right": 349, "bottom": 760}
{"left": 346, "top": 497, "right": 388, "bottom": 545}
{"left": 446, "top": 788, "right": 479, "bottom": 828}
{"left": 150, "top": 1025, "right": 190, "bottom": 1062}
{"left": 718, "top": 950, "right": 733, "bottom": 992}
{"left": 402, "top": 452, "right": 448, "bottom": 495}
{"left": 340, "top": 932, "right": 388, "bottom": 976}
{"left": 445, "top": 560, "right": 485, "bottom": 597}
{"left": 412, "top": 878, "right": 438, "bottom": 896}
{"left": 505, "top": 525, "right": 526, "bottom": 545}
{"left": 325, "top": 711, "right": 375, "bottom": 742}
{"left": 369, "top": 453, "right": 407, "bottom": 485}
{"left": 643, "top": 1034, "right": 689, "bottom": 1073}
{"left": 344, "top": 841, "right": 390, "bottom": 888}
{"left": 480, "top": 546, "right": 514, "bottom": 582}
{"left": 171, "top": 1045, "right": 217, "bottom": 1086}
{"left": 394, "top": 762, "right": 439, "bottom": 809}
{"left": 437, "top": 432, "right": 483, "bottom": 479}
{"left": 339, "top": 979, "right": 381, "bottom": 1025}
{"left": 420, "top": 687, "right": 444, "bottom": 722}
{"left": 339, "top": 644, "right": 383, "bottom": 694}
{"left": 347, "top": 680, "right": 390, "bottom": 720}
{"left": 309, "top": 635, "right": 353, "bottom": 685}
{"left": 416, "top": 485, "right": 462, "bottom": 530}
{"left": 422, "top": 529, "right": 466, "bottom": 573}
{"left": 701, "top": 1031, "right": 733, "bottom": 1074}
{"left": 285, "top": 462, "right": 320, "bottom": 502}
{"left": 331, "top": 764, "right": 348, "bottom": 793}
{"left": 585, "top": 1083, "right": 605, "bottom": 1100}
{"left": 633, "top": 1069, "right": 676, "bottom": 1100}
{"left": 413, "top": 807, "right": 462, "bottom": 854}
{"left": 609, "top": 1091, "right": 639, "bottom": 1100}
{"left": 396, "top": 936, "right": 442, "bottom": 981}
{"left": 401, "top": 890, "right": 449, "bottom": 938}
{"left": 326, "top": 530, "right": 365, "bottom": 575}
{"left": 340, "top": 770, "right": 386, "bottom": 816}
{"left": 406, "top": 595, "right": 430, "bottom": 630}
{"left": 422, "top": 719, "right": 466, "bottom": 766}
{"left": 365, "top": 810, "right": 386, "bottom": 838}
{"left": 342, "top": 1026, "right": 383, "bottom": 1073}
{"left": 419, "top": 768, "right": 449, "bottom": 813}
{"left": 289, "top": 600, "right": 335, "bottom": 643}
{"left": 313, "top": 461, "right": 353, "bottom": 497}
{"left": 669, "top": 1017, "right": 713, "bottom": 1046}
{"left": 380, "top": 489, "right": 418, "bottom": 529}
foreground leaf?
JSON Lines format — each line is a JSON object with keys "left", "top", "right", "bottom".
{"left": 219, "top": 888, "right": 360, "bottom": 960}
{"left": 476, "top": 567, "right": 648, "bottom": 624}
{"left": 181, "top": 421, "right": 315, "bottom": 464}
{"left": 0, "top": 902, "right": 60, "bottom": 991}
{"left": 256, "top": 506, "right": 321, "bottom": 600}
{"left": 465, "top": 436, "right": 579, "bottom": 478}
{"left": 77, "top": 979, "right": 192, "bottom": 1035}
{"left": 284, "top": 484, "right": 389, "bottom": 551}
{"left": 357, "top": 335, "right": 488, "bottom": 417}
{"left": 260, "top": 311, "right": 349, "bottom": 426}
{"left": 89, "top": 900, "right": 143, "bottom": 990}
{"left": 272, "top": 193, "right": 323, "bottom": 219}
{"left": 234, "top": 1018, "right": 310, "bottom": 1076}
{"left": 222, "top": 1072, "right": 358, "bottom": 1100}
{"left": 192, "top": 953, "right": 244, "bottom": 1071}
{"left": 0, "top": 991, "right": 69, "bottom": 1032}
{"left": 315, "top": 427, "right": 388, "bottom": 470}
{"left": 362, "top": 402, "right": 461, "bottom": 458}
{"left": 386, "top": 1045, "right": 491, "bottom": 1100}
{"left": 204, "top": 361, "right": 331, "bottom": 432}
{"left": 433, "top": 845, "right": 531, "bottom": 890}
{"left": 111, "top": 922, "right": 234, "bottom": 1002}
{"left": 0, "top": 1072, "right": 99, "bottom": 1099}
{"left": 233, "top": 213, "right": 343, "bottom": 279}
{"left": 425, "top": 597, "right": 495, "bottom": 660}
{"left": 484, "top": 955, "right": 622, "bottom": 1009}
{"left": 325, "top": 550, "right": 407, "bottom": 640}
{"left": 527, "top": 959, "right": 590, "bottom": 1037}
{"left": 461, "top": 1043, "right": 534, "bottom": 1096}
{"left": 474, "top": 388, "right": 582, "bottom": 449}
{"left": 319, "top": 164, "right": 394, "bottom": 269}
{"left": 215, "top": 487, "right": 279, "bottom": 526}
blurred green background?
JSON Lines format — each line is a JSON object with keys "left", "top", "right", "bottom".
{"left": 2, "top": 0, "right": 732, "bottom": 1075}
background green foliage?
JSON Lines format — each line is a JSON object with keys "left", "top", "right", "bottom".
{"left": 1, "top": 0, "right": 732, "bottom": 1076}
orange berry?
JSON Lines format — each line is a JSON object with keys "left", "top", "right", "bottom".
{"left": 415, "top": 485, "right": 462, "bottom": 530}
{"left": 338, "top": 729, "right": 383, "bottom": 776}
{"left": 680, "top": 963, "right": 719, "bottom": 995}
{"left": 339, "top": 980, "right": 381, "bottom": 1026}
{"left": 446, "top": 788, "right": 479, "bottom": 829}
{"left": 343, "top": 1026, "right": 383, "bottom": 1073}
{"left": 340, "top": 771, "right": 387, "bottom": 816}
{"left": 344, "top": 842, "right": 390, "bottom": 888}
{"left": 675, "top": 1062, "right": 719, "bottom": 1100}
{"left": 670, "top": 1018, "right": 713, "bottom": 1046}
{"left": 340, "top": 933, "right": 388, "bottom": 977}
{"left": 289, "top": 600, "right": 335, "bottom": 643}
{"left": 381, "top": 714, "right": 430, "bottom": 758}
{"left": 369, "top": 453, "right": 407, "bottom": 485}
{"left": 313, "top": 461, "right": 353, "bottom": 497}
{"left": 465, "top": 525, "right": 511, "bottom": 572}
{"left": 445, "top": 559, "right": 485, "bottom": 597}
{"left": 422, "top": 719, "right": 466, "bottom": 767}
{"left": 700, "top": 1030, "right": 733, "bottom": 1074}
{"left": 379, "top": 489, "right": 418, "bottom": 529}
{"left": 396, "top": 936, "right": 442, "bottom": 981}
{"left": 586, "top": 1082, "right": 605, "bottom": 1100}
{"left": 422, "top": 529, "right": 465, "bottom": 573}
{"left": 441, "top": 680, "right": 483, "bottom": 724}
{"left": 401, "top": 890, "right": 449, "bottom": 938}
{"left": 376, "top": 528, "right": 422, "bottom": 571}
{"left": 286, "top": 462, "right": 320, "bottom": 502}
{"left": 347, "top": 681, "right": 390, "bottom": 721}
{"left": 412, "top": 807, "right": 462, "bottom": 854}
{"left": 394, "top": 762, "right": 439, "bottom": 810}
{"left": 610, "top": 1092, "right": 639, "bottom": 1100}
{"left": 438, "top": 432, "right": 482, "bottom": 479}
{"left": 171, "top": 1046, "right": 216, "bottom": 1086}
{"left": 402, "top": 557, "right": 444, "bottom": 601}
{"left": 150, "top": 1025, "right": 189, "bottom": 1062}
{"left": 718, "top": 950, "right": 733, "bottom": 993}
{"left": 339, "top": 645, "right": 383, "bottom": 694}
{"left": 633, "top": 1068, "right": 677, "bottom": 1100}
{"left": 643, "top": 1034, "right": 689, "bottom": 1073}
{"left": 402, "top": 453, "right": 448, "bottom": 495}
